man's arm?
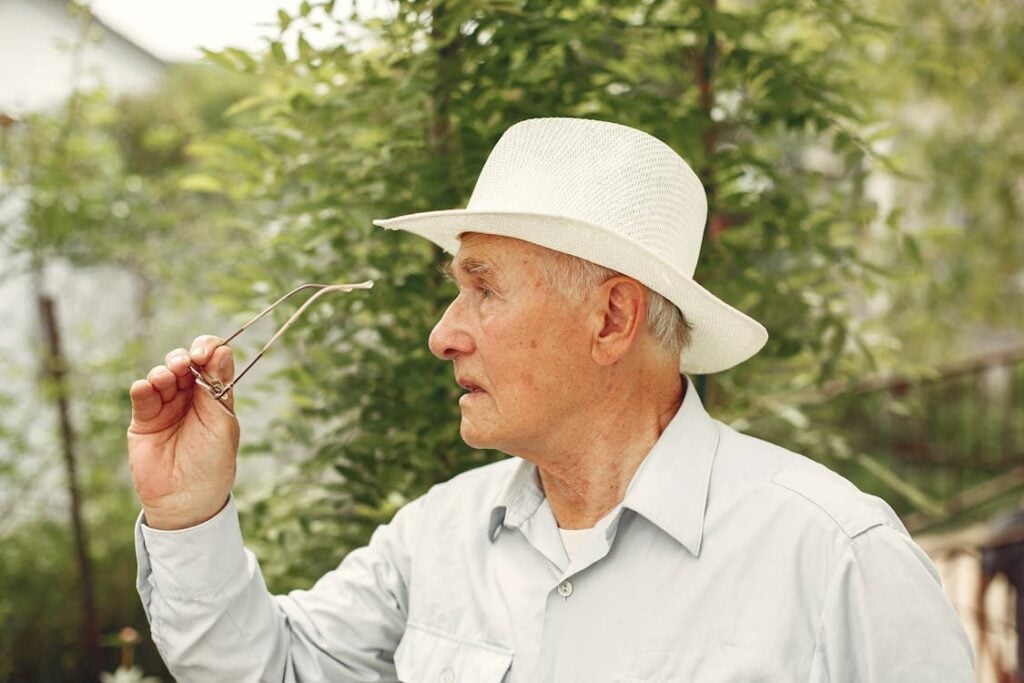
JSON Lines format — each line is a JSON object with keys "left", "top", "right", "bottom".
{"left": 137, "top": 495, "right": 421, "bottom": 682}
{"left": 128, "top": 337, "right": 416, "bottom": 678}
{"left": 809, "top": 524, "right": 974, "bottom": 682}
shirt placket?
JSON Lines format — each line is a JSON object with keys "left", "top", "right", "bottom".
{"left": 518, "top": 506, "right": 626, "bottom": 682}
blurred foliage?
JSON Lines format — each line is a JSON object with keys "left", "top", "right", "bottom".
{"left": 868, "top": 0, "right": 1024, "bottom": 364}
{"left": 0, "top": 0, "right": 1022, "bottom": 679}
{"left": 0, "top": 63, "right": 255, "bottom": 681}
{"left": 1, "top": 65, "right": 257, "bottom": 330}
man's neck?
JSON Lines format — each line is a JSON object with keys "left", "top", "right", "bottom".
{"left": 535, "top": 375, "right": 684, "bottom": 530}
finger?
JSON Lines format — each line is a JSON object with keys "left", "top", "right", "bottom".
{"left": 147, "top": 364, "right": 178, "bottom": 404}
{"left": 191, "top": 345, "right": 236, "bottom": 417}
{"left": 128, "top": 380, "right": 193, "bottom": 436}
{"left": 164, "top": 350, "right": 196, "bottom": 390}
{"left": 206, "top": 345, "right": 236, "bottom": 412}
{"left": 176, "top": 368, "right": 195, "bottom": 391}
{"left": 164, "top": 348, "right": 191, "bottom": 374}
{"left": 209, "top": 345, "right": 236, "bottom": 382}
{"left": 189, "top": 335, "right": 225, "bottom": 367}
{"left": 129, "top": 379, "right": 162, "bottom": 424}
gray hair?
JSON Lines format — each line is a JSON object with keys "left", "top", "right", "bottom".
{"left": 540, "top": 252, "right": 693, "bottom": 356}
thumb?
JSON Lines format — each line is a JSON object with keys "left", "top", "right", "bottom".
{"left": 129, "top": 379, "right": 163, "bottom": 425}
{"left": 194, "top": 345, "right": 237, "bottom": 418}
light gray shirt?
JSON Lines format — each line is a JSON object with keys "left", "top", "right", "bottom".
{"left": 136, "top": 378, "right": 974, "bottom": 682}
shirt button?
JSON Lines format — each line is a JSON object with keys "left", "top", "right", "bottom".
{"left": 557, "top": 580, "right": 574, "bottom": 598}
{"left": 441, "top": 669, "right": 455, "bottom": 683}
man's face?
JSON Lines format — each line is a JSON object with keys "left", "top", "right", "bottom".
{"left": 429, "top": 233, "right": 596, "bottom": 456}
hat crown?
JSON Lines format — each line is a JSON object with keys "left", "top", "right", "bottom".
{"left": 467, "top": 118, "right": 708, "bottom": 277}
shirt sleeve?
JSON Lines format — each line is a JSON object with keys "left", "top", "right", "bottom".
{"left": 808, "top": 524, "right": 975, "bottom": 682}
{"left": 136, "top": 494, "right": 423, "bottom": 682}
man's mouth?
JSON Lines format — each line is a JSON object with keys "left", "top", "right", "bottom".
{"left": 458, "top": 379, "right": 484, "bottom": 393}
{"left": 456, "top": 378, "right": 487, "bottom": 401}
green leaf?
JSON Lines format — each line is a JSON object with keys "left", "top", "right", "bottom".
{"left": 179, "top": 173, "right": 224, "bottom": 193}
{"left": 297, "top": 34, "right": 314, "bottom": 61}
{"left": 226, "top": 47, "right": 259, "bottom": 72}
{"left": 270, "top": 40, "right": 288, "bottom": 66}
{"left": 200, "top": 47, "right": 239, "bottom": 72}
{"left": 278, "top": 9, "right": 292, "bottom": 31}
{"left": 224, "top": 94, "right": 268, "bottom": 117}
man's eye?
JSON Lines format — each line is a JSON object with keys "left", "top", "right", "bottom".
{"left": 479, "top": 287, "right": 493, "bottom": 299}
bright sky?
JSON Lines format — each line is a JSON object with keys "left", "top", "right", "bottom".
{"left": 89, "top": 0, "right": 311, "bottom": 62}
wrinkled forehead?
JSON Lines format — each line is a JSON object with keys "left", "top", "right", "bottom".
{"left": 447, "top": 232, "right": 614, "bottom": 306}
{"left": 450, "top": 232, "right": 560, "bottom": 275}
{"left": 456, "top": 233, "right": 585, "bottom": 268}
{"left": 455, "top": 231, "right": 551, "bottom": 255}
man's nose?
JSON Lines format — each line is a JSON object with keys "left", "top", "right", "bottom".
{"left": 429, "top": 298, "right": 474, "bottom": 360}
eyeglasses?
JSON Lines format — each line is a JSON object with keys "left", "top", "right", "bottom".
{"left": 190, "top": 281, "right": 374, "bottom": 412}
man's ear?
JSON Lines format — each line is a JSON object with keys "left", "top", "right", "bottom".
{"left": 591, "top": 276, "right": 646, "bottom": 366}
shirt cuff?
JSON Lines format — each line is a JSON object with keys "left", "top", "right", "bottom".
{"left": 138, "top": 495, "right": 249, "bottom": 600}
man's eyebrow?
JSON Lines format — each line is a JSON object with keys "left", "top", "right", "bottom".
{"left": 460, "top": 258, "right": 495, "bottom": 277}
{"left": 442, "top": 257, "right": 496, "bottom": 281}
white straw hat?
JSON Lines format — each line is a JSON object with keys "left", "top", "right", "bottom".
{"left": 373, "top": 117, "right": 767, "bottom": 374}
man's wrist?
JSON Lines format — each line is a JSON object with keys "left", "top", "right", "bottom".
{"left": 142, "top": 495, "right": 231, "bottom": 531}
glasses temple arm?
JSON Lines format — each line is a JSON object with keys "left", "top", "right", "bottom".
{"left": 212, "top": 280, "right": 373, "bottom": 399}
{"left": 221, "top": 283, "right": 330, "bottom": 346}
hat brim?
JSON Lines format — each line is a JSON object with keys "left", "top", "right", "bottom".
{"left": 373, "top": 209, "right": 767, "bottom": 374}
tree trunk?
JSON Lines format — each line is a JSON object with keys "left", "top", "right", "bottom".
{"left": 694, "top": 0, "right": 718, "bottom": 404}
{"left": 38, "top": 292, "right": 100, "bottom": 679}
{"left": 427, "top": 1, "right": 466, "bottom": 276}
{"left": 696, "top": 0, "right": 718, "bottom": 240}
{"left": 427, "top": 2, "right": 466, "bottom": 208}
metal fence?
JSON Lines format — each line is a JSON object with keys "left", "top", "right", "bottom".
{"left": 822, "top": 345, "right": 1024, "bottom": 533}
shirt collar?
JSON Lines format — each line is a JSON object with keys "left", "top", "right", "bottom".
{"left": 488, "top": 376, "right": 719, "bottom": 556}
{"left": 619, "top": 376, "right": 719, "bottom": 556}
{"left": 489, "top": 456, "right": 546, "bottom": 542}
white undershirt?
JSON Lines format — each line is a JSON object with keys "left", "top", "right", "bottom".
{"left": 558, "top": 526, "right": 598, "bottom": 563}
{"left": 555, "top": 445, "right": 655, "bottom": 563}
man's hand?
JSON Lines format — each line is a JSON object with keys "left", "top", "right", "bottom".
{"left": 127, "top": 336, "right": 241, "bottom": 530}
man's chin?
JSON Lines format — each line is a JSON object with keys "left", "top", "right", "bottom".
{"left": 459, "top": 419, "right": 497, "bottom": 450}
{"left": 459, "top": 429, "right": 487, "bottom": 450}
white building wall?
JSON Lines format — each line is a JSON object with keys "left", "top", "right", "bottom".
{"left": 0, "top": 0, "right": 165, "bottom": 113}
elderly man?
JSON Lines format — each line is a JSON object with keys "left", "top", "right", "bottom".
{"left": 129, "top": 118, "right": 972, "bottom": 681}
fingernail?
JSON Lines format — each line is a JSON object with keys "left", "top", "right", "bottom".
{"left": 172, "top": 355, "right": 188, "bottom": 365}
{"left": 190, "top": 346, "right": 203, "bottom": 359}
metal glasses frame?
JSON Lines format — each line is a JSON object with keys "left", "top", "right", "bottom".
{"left": 189, "top": 281, "right": 374, "bottom": 409}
